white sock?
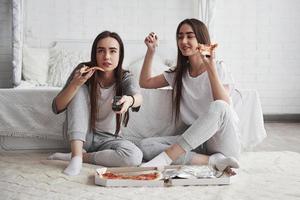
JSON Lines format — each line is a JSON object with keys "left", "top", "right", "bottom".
{"left": 48, "top": 149, "right": 86, "bottom": 161}
{"left": 48, "top": 152, "right": 71, "bottom": 161}
{"left": 141, "top": 152, "right": 173, "bottom": 167}
{"left": 63, "top": 156, "right": 82, "bottom": 176}
{"left": 208, "top": 153, "right": 239, "bottom": 171}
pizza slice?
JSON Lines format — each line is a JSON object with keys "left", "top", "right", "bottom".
{"left": 198, "top": 43, "right": 218, "bottom": 57}
{"left": 80, "top": 65, "right": 104, "bottom": 74}
{"left": 101, "top": 171, "right": 163, "bottom": 181}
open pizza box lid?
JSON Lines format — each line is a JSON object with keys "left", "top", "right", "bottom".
{"left": 95, "top": 165, "right": 230, "bottom": 187}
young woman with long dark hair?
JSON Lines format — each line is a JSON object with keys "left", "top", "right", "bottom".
{"left": 49, "top": 31, "right": 143, "bottom": 176}
{"left": 139, "top": 19, "right": 240, "bottom": 175}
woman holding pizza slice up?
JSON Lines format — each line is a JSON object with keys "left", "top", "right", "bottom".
{"left": 138, "top": 18, "right": 241, "bottom": 176}
{"left": 48, "top": 31, "right": 143, "bottom": 176}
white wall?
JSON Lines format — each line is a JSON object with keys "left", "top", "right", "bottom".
{"left": 23, "top": 0, "right": 195, "bottom": 47}
{"left": 0, "top": 0, "right": 300, "bottom": 114}
{"left": 0, "top": 0, "right": 12, "bottom": 88}
{"left": 22, "top": 0, "right": 195, "bottom": 73}
{"left": 214, "top": 0, "right": 300, "bottom": 114}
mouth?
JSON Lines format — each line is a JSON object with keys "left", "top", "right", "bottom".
{"left": 181, "top": 46, "right": 190, "bottom": 51}
{"left": 102, "top": 62, "right": 112, "bottom": 67}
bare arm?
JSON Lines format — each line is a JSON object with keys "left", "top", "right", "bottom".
{"left": 206, "top": 66, "right": 231, "bottom": 104}
{"left": 199, "top": 44, "right": 230, "bottom": 104}
{"left": 54, "top": 67, "right": 95, "bottom": 113}
{"left": 54, "top": 82, "right": 81, "bottom": 112}
{"left": 116, "top": 93, "right": 143, "bottom": 114}
{"left": 199, "top": 47, "right": 230, "bottom": 104}
{"left": 139, "top": 32, "right": 169, "bottom": 89}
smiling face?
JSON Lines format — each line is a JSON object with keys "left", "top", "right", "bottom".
{"left": 177, "top": 23, "right": 199, "bottom": 57}
{"left": 96, "top": 37, "right": 120, "bottom": 72}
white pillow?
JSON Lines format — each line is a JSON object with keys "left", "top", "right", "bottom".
{"left": 47, "top": 45, "right": 89, "bottom": 87}
{"left": 22, "top": 45, "right": 49, "bottom": 85}
{"left": 127, "top": 55, "right": 169, "bottom": 80}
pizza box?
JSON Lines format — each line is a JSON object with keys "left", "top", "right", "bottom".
{"left": 95, "top": 165, "right": 230, "bottom": 187}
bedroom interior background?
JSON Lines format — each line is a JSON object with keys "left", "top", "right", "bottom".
{"left": 10, "top": 0, "right": 198, "bottom": 87}
{"left": 3, "top": 0, "right": 299, "bottom": 116}
{"left": 0, "top": 0, "right": 266, "bottom": 152}
{"left": 0, "top": 1, "right": 299, "bottom": 198}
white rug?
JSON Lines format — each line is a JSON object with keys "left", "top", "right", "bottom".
{"left": 1, "top": 151, "right": 300, "bottom": 200}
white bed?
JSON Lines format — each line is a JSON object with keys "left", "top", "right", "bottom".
{"left": 4, "top": 2, "right": 299, "bottom": 200}
{"left": 1, "top": 0, "right": 267, "bottom": 152}
{"left": 0, "top": 31, "right": 267, "bottom": 152}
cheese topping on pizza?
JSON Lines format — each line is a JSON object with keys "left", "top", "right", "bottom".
{"left": 101, "top": 172, "right": 161, "bottom": 180}
{"left": 198, "top": 43, "right": 218, "bottom": 56}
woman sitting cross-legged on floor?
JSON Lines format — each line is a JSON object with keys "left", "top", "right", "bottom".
{"left": 138, "top": 18, "right": 241, "bottom": 176}
{"left": 48, "top": 31, "right": 143, "bottom": 176}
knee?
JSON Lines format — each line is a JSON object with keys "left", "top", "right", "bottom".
{"left": 121, "top": 146, "right": 143, "bottom": 167}
{"left": 209, "top": 100, "right": 230, "bottom": 114}
{"left": 137, "top": 139, "right": 155, "bottom": 161}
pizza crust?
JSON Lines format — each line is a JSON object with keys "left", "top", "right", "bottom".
{"left": 80, "top": 65, "right": 104, "bottom": 74}
{"left": 198, "top": 43, "right": 218, "bottom": 57}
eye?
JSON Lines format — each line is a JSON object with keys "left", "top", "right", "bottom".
{"left": 97, "top": 49, "right": 104, "bottom": 53}
{"left": 111, "top": 50, "right": 117, "bottom": 53}
{"left": 178, "top": 35, "right": 184, "bottom": 40}
{"left": 187, "top": 35, "right": 195, "bottom": 39}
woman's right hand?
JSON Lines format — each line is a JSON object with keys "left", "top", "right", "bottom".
{"left": 70, "top": 66, "right": 95, "bottom": 87}
{"left": 144, "top": 32, "right": 159, "bottom": 52}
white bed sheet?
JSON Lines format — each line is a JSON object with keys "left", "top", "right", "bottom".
{"left": 123, "top": 88, "right": 267, "bottom": 150}
{"left": 0, "top": 87, "right": 65, "bottom": 140}
{"left": 0, "top": 87, "right": 266, "bottom": 151}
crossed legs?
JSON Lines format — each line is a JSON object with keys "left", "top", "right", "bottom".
{"left": 140, "top": 100, "right": 241, "bottom": 175}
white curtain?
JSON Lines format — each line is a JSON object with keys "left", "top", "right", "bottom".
{"left": 197, "top": 0, "right": 217, "bottom": 41}
{"left": 12, "top": 0, "right": 23, "bottom": 87}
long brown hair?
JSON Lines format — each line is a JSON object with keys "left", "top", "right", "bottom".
{"left": 83, "top": 31, "right": 128, "bottom": 136}
{"left": 171, "top": 19, "right": 211, "bottom": 121}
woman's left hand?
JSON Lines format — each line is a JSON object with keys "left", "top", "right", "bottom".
{"left": 198, "top": 44, "right": 217, "bottom": 70}
{"left": 114, "top": 95, "right": 134, "bottom": 114}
